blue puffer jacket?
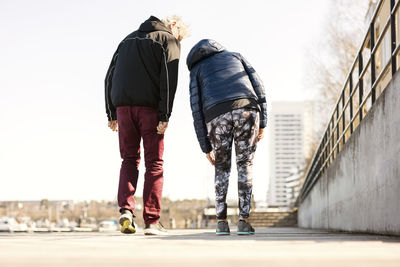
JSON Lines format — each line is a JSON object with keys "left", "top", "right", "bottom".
{"left": 187, "top": 39, "right": 267, "bottom": 153}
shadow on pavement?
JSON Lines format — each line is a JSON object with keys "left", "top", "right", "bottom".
{"left": 148, "top": 228, "right": 400, "bottom": 243}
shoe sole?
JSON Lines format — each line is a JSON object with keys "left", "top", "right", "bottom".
{"left": 237, "top": 232, "right": 250, "bottom": 235}
{"left": 144, "top": 229, "right": 168, "bottom": 236}
{"left": 216, "top": 232, "right": 230, "bottom": 235}
{"left": 237, "top": 232, "right": 255, "bottom": 235}
{"left": 120, "top": 218, "right": 136, "bottom": 234}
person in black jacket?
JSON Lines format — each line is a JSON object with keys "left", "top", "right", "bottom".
{"left": 187, "top": 39, "right": 267, "bottom": 235}
{"left": 105, "top": 15, "right": 189, "bottom": 235}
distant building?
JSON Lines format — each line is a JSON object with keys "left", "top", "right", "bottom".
{"left": 285, "top": 166, "right": 304, "bottom": 208}
{"left": 267, "top": 101, "right": 315, "bottom": 208}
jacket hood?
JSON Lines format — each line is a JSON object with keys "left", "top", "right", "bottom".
{"left": 139, "top": 16, "right": 172, "bottom": 34}
{"left": 186, "top": 39, "right": 225, "bottom": 70}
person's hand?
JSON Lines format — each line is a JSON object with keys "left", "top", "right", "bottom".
{"left": 157, "top": 121, "right": 168, "bottom": 134}
{"left": 206, "top": 151, "right": 215, "bottom": 165}
{"left": 257, "top": 128, "right": 264, "bottom": 142}
{"left": 108, "top": 120, "right": 118, "bottom": 132}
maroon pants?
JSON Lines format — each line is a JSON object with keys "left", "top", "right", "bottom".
{"left": 117, "top": 106, "right": 164, "bottom": 225}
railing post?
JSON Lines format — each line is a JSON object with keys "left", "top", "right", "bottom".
{"left": 342, "top": 91, "right": 345, "bottom": 144}
{"left": 327, "top": 126, "right": 330, "bottom": 158}
{"left": 349, "top": 76, "right": 354, "bottom": 134}
{"left": 370, "top": 22, "right": 376, "bottom": 104}
{"left": 336, "top": 106, "right": 339, "bottom": 151}
{"left": 324, "top": 133, "right": 327, "bottom": 163}
{"left": 358, "top": 52, "right": 364, "bottom": 122}
{"left": 390, "top": 0, "right": 397, "bottom": 75}
{"left": 330, "top": 121, "right": 333, "bottom": 157}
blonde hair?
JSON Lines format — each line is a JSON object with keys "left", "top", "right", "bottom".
{"left": 162, "top": 15, "right": 190, "bottom": 40}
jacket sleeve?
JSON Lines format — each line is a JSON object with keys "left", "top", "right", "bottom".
{"left": 189, "top": 69, "right": 213, "bottom": 154}
{"left": 239, "top": 54, "right": 268, "bottom": 128}
{"left": 158, "top": 37, "right": 181, "bottom": 122}
{"left": 104, "top": 46, "right": 119, "bottom": 121}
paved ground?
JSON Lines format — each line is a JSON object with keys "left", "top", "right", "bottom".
{"left": 1, "top": 227, "right": 400, "bottom": 267}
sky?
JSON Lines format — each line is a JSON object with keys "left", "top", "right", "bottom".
{"left": 0, "top": 0, "right": 330, "bottom": 202}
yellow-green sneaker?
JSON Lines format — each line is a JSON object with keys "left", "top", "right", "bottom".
{"left": 119, "top": 212, "right": 136, "bottom": 234}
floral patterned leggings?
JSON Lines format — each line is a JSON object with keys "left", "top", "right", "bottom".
{"left": 206, "top": 108, "right": 259, "bottom": 219}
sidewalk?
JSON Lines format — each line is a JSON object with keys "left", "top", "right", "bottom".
{"left": 1, "top": 227, "right": 400, "bottom": 267}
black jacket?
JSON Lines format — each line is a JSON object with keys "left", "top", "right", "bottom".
{"left": 105, "top": 16, "right": 181, "bottom": 122}
{"left": 187, "top": 39, "right": 267, "bottom": 153}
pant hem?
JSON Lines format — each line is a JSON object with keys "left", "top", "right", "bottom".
{"left": 144, "top": 219, "right": 159, "bottom": 225}
{"left": 119, "top": 207, "right": 136, "bottom": 217}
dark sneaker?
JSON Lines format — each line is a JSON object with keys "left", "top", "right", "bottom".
{"left": 216, "top": 220, "right": 230, "bottom": 235}
{"left": 237, "top": 220, "right": 255, "bottom": 235}
{"left": 144, "top": 222, "right": 168, "bottom": 236}
{"left": 119, "top": 211, "right": 136, "bottom": 234}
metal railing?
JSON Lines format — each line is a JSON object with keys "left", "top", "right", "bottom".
{"left": 298, "top": 0, "right": 400, "bottom": 203}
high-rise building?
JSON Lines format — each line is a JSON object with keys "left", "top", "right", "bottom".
{"left": 267, "top": 101, "right": 315, "bottom": 207}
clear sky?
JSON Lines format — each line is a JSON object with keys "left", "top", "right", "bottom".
{"left": 0, "top": 0, "right": 329, "bottom": 202}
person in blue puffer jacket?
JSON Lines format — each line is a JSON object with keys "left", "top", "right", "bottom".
{"left": 187, "top": 39, "right": 267, "bottom": 235}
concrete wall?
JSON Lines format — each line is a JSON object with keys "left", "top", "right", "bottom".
{"left": 298, "top": 70, "right": 400, "bottom": 235}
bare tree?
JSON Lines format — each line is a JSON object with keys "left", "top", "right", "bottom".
{"left": 303, "top": 0, "right": 370, "bottom": 171}
{"left": 306, "top": 0, "right": 369, "bottom": 142}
